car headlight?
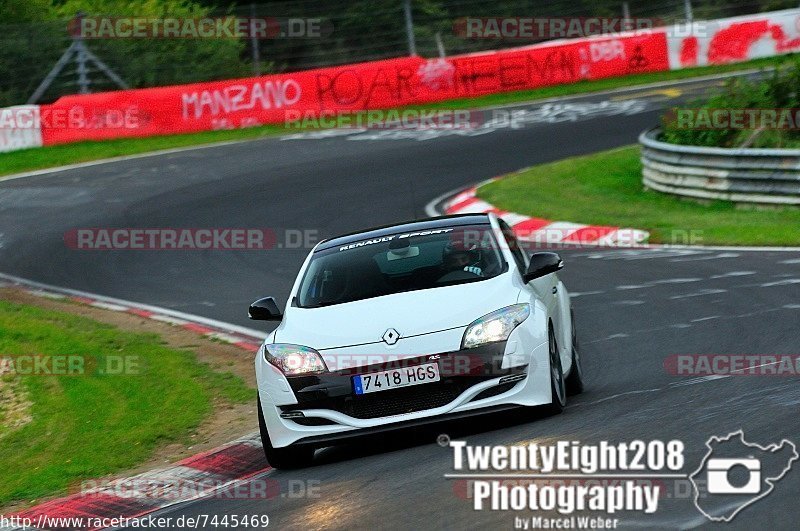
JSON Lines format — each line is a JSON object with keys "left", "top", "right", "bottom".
{"left": 461, "top": 304, "right": 530, "bottom": 349}
{"left": 262, "top": 343, "right": 327, "bottom": 375}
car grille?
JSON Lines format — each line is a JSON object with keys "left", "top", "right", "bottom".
{"left": 288, "top": 382, "right": 464, "bottom": 420}
{"left": 347, "top": 384, "right": 461, "bottom": 419}
{"left": 284, "top": 343, "right": 525, "bottom": 421}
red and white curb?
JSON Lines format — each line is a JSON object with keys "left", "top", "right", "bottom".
{"left": 431, "top": 178, "right": 650, "bottom": 247}
{"left": 0, "top": 273, "right": 270, "bottom": 531}
{"left": 1, "top": 434, "right": 269, "bottom": 531}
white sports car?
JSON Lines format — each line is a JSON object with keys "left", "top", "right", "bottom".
{"left": 250, "top": 213, "right": 583, "bottom": 468}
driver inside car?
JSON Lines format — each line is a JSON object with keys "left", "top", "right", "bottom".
{"left": 441, "top": 242, "right": 484, "bottom": 277}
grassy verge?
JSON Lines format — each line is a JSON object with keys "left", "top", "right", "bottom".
{"left": 0, "top": 299, "right": 252, "bottom": 506}
{"left": 0, "top": 55, "right": 790, "bottom": 178}
{"left": 0, "top": 126, "right": 287, "bottom": 178}
{"left": 478, "top": 145, "right": 800, "bottom": 246}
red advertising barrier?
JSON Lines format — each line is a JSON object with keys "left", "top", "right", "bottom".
{"left": 5, "top": 9, "right": 800, "bottom": 151}
{"left": 667, "top": 8, "right": 800, "bottom": 68}
{"left": 40, "top": 30, "right": 669, "bottom": 146}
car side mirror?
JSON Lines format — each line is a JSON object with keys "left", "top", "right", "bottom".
{"left": 248, "top": 297, "right": 283, "bottom": 321}
{"left": 523, "top": 252, "right": 564, "bottom": 283}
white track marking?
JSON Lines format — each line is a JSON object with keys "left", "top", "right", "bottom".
{"left": 760, "top": 278, "right": 800, "bottom": 287}
{"left": 709, "top": 271, "right": 756, "bottom": 278}
{"left": 572, "top": 358, "right": 789, "bottom": 410}
{"left": 669, "top": 289, "right": 727, "bottom": 299}
{"left": 568, "top": 291, "right": 605, "bottom": 297}
{"left": 0, "top": 272, "right": 265, "bottom": 340}
{"left": 669, "top": 252, "right": 740, "bottom": 261}
{"left": 690, "top": 316, "right": 720, "bottom": 322}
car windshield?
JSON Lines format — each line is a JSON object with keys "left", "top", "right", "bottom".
{"left": 296, "top": 224, "right": 507, "bottom": 308}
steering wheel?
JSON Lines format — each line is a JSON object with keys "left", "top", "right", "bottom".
{"left": 436, "top": 269, "right": 480, "bottom": 283}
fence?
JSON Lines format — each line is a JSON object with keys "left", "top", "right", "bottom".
{"left": 2, "top": 0, "right": 798, "bottom": 108}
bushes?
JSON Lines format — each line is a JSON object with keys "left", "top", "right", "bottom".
{"left": 661, "top": 55, "right": 800, "bottom": 148}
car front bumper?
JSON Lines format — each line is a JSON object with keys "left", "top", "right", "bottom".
{"left": 257, "top": 328, "right": 552, "bottom": 448}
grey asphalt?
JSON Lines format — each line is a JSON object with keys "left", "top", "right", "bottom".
{"left": 0, "top": 75, "right": 798, "bottom": 530}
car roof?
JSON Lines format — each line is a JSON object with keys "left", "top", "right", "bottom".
{"left": 315, "top": 214, "right": 492, "bottom": 252}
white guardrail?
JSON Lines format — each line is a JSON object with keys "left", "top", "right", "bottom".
{"left": 639, "top": 128, "right": 800, "bottom": 205}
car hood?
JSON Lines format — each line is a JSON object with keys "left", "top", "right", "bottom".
{"left": 274, "top": 274, "right": 518, "bottom": 350}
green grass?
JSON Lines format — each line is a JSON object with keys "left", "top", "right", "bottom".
{"left": 0, "top": 126, "right": 287, "bottom": 178}
{"left": 0, "top": 300, "right": 252, "bottom": 507}
{"left": 0, "top": 55, "right": 791, "bottom": 179}
{"left": 478, "top": 145, "right": 800, "bottom": 246}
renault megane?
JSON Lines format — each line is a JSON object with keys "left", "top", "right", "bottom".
{"left": 249, "top": 213, "right": 584, "bottom": 468}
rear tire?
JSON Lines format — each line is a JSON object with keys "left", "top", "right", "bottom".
{"left": 257, "top": 394, "right": 315, "bottom": 469}
{"left": 565, "top": 309, "right": 585, "bottom": 396}
{"left": 543, "top": 325, "right": 566, "bottom": 415}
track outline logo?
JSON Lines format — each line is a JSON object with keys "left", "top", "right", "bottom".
{"left": 690, "top": 430, "right": 798, "bottom": 522}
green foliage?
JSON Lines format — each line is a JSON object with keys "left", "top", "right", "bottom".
{"left": 0, "top": 0, "right": 250, "bottom": 106}
{"left": 661, "top": 56, "right": 800, "bottom": 148}
{"left": 53, "top": 0, "right": 250, "bottom": 86}
{"left": 0, "top": 0, "right": 53, "bottom": 22}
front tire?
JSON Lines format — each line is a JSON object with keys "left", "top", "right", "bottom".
{"left": 257, "top": 394, "right": 314, "bottom": 469}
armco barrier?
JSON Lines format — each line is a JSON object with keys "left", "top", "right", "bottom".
{"left": 2, "top": 9, "right": 800, "bottom": 152}
{"left": 640, "top": 128, "right": 800, "bottom": 205}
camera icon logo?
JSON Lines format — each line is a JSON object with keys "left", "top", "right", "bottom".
{"left": 706, "top": 458, "right": 761, "bottom": 494}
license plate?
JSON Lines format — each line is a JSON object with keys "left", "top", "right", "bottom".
{"left": 353, "top": 363, "right": 440, "bottom": 395}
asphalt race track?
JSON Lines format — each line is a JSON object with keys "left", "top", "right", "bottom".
{"left": 1, "top": 75, "right": 798, "bottom": 529}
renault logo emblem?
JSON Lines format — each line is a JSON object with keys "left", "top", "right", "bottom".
{"left": 382, "top": 328, "right": 400, "bottom": 345}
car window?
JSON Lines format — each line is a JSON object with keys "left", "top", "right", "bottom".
{"left": 296, "top": 225, "right": 507, "bottom": 308}
{"left": 498, "top": 219, "right": 527, "bottom": 274}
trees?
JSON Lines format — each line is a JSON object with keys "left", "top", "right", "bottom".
{"left": 0, "top": 0, "right": 249, "bottom": 106}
